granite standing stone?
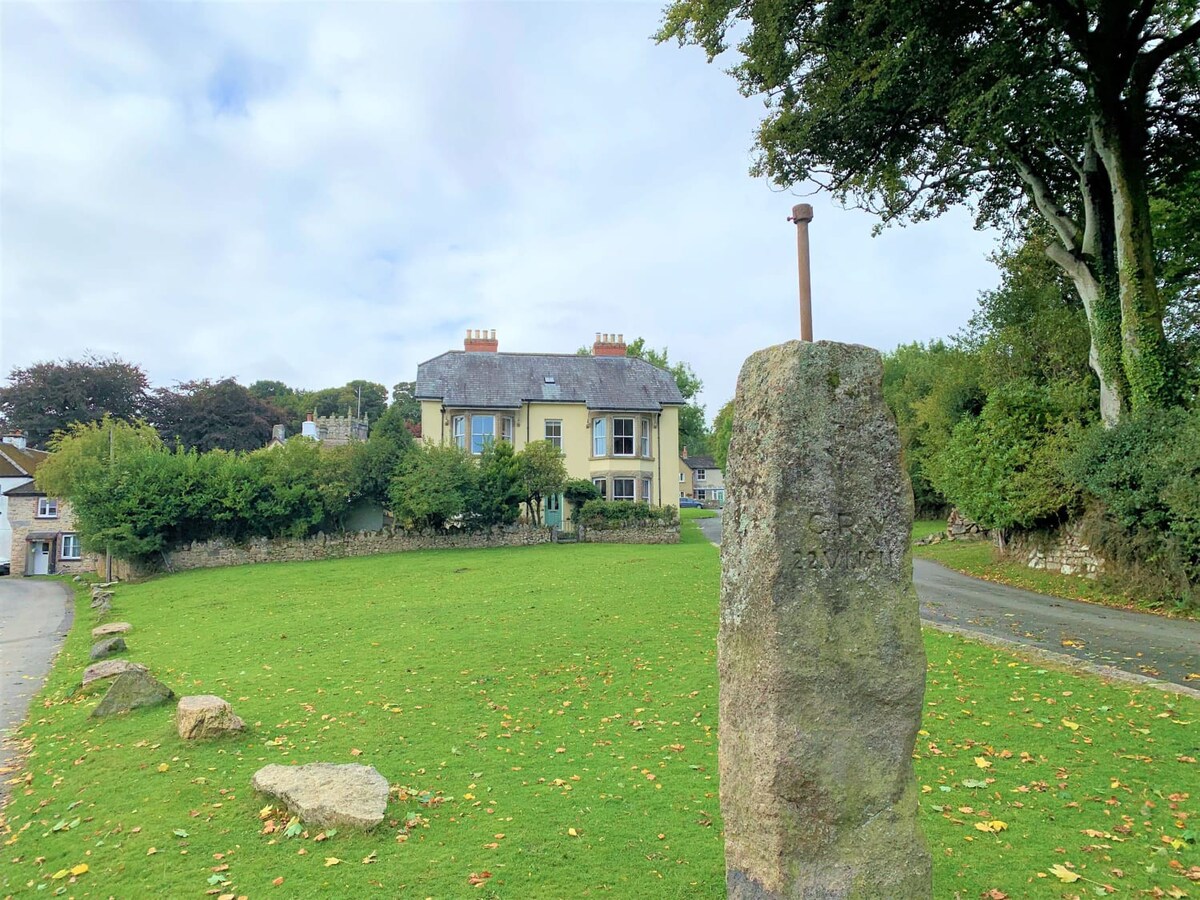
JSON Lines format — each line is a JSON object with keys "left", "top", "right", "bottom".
{"left": 720, "top": 341, "right": 931, "bottom": 899}
{"left": 91, "top": 670, "right": 174, "bottom": 717}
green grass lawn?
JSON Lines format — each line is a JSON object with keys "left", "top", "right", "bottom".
{"left": 912, "top": 521, "right": 1199, "bottom": 620}
{"left": 3, "top": 520, "right": 1197, "bottom": 898}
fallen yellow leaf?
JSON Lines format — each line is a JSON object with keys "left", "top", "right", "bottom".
{"left": 974, "top": 757, "right": 992, "bottom": 769}
{"left": 324, "top": 857, "right": 342, "bottom": 867}
{"left": 1048, "top": 863, "right": 1081, "bottom": 883}
{"left": 157, "top": 763, "right": 170, "bottom": 772}
{"left": 567, "top": 827, "right": 578, "bottom": 837}
{"left": 1061, "top": 719, "right": 1080, "bottom": 731}
{"left": 69, "top": 863, "right": 89, "bottom": 876}
{"left": 259, "top": 804, "right": 274, "bottom": 819}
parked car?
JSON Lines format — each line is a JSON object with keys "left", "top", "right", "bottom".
{"left": 678, "top": 497, "right": 704, "bottom": 508}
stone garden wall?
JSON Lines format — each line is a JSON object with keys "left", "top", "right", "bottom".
{"left": 579, "top": 522, "right": 680, "bottom": 544}
{"left": 1006, "top": 521, "right": 1104, "bottom": 579}
{"left": 112, "top": 526, "right": 554, "bottom": 579}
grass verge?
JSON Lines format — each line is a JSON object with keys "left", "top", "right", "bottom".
{"left": 2, "top": 518, "right": 1196, "bottom": 898}
{"left": 912, "top": 521, "right": 1198, "bottom": 620}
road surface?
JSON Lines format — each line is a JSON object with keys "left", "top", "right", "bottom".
{"left": 0, "top": 578, "right": 73, "bottom": 787}
{"left": 695, "top": 512, "right": 1199, "bottom": 688}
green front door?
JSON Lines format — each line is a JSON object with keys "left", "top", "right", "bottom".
{"left": 544, "top": 493, "right": 563, "bottom": 528}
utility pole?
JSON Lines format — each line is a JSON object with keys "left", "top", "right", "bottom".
{"left": 789, "top": 203, "right": 814, "bottom": 342}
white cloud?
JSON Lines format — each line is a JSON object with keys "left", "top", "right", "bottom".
{"left": 1, "top": 1, "right": 1000, "bottom": 418}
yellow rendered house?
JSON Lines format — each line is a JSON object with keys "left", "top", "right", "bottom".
{"left": 416, "top": 331, "right": 683, "bottom": 527}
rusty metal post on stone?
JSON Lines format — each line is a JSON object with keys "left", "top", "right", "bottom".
{"left": 789, "top": 203, "right": 814, "bottom": 342}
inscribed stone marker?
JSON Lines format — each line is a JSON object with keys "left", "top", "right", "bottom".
{"left": 720, "top": 340, "right": 931, "bottom": 899}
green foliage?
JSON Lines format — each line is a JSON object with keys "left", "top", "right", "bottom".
{"left": 1068, "top": 407, "right": 1200, "bottom": 604}
{"left": 476, "top": 441, "right": 523, "bottom": 527}
{"left": 927, "top": 380, "right": 1089, "bottom": 533}
{"left": 151, "top": 378, "right": 287, "bottom": 452}
{"left": 883, "top": 341, "right": 983, "bottom": 517}
{"left": 576, "top": 499, "right": 678, "bottom": 529}
{"left": 390, "top": 380, "right": 422, "bottom": 425}
{"left": 563, "top": 478, "right": 601, "bottom": 509}
{"left": 658, "top": 0, "right": 1196, "bottom": 417}
{"left": 514, "top": 440, "right": 567, "bottom": 526}
{"left": 0, "top": 355, "right": 148, "bottom": 448}
{"left": 389, "top": 444, "right": 480, "bottom": 531}
{"left": 710, "top": 400, "right": 734, "bottom": 471}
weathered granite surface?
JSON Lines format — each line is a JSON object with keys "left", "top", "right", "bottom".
{"left": 251, "top": 763, "right": 388, "bottom": 830}
{"left": 89, "top": 636, "right": 127, "bottom": 660}
{"left": 82, "top": 659, "right": 146, "bottom": 686}
{"left": 177, "top": 695, "right": 245, "bottom": 739}
{"left": 720, "top": 341, "right": 931, "bottom": 898}
{"left": 91, "top": 670, "right": 174, "bottom": 717}
{"left": 91, "top": 622, "right": 131, "bottom": 638}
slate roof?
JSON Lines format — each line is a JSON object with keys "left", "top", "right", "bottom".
{"left": 0, "top": 444, "right": 49, "bottom": 479}
{"left": 683, "top": 455, "right": 719, "bottom": 471}
{"left": 416, "top": 352, "right": 686, "bottom": 411}
{"left": 3, "top": 480, "right": 46, "bottom": 497}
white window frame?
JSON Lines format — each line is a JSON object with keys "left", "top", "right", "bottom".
{"left": 592, "top": 477, "right": 607, "bottom": 500}
{"left": 679, "top": 471, "right": 685, "bottom": 483}
{"left": 695, "top": 468, "right": 706, "bottom": 481}
{"left": 642, "top": 477, "right": 652, "bottom": 503}
{"left": 592, "top": 418, "right": 606, "bottom": 457}
{"left": 545, "top": 419, "right": 562, "bottom": 450}
{"left": 500, "top": 416, "right": 514, "bottom": 444}
{"left": 451, "top": 415, "right": 466, "bottom": 450}
{"left": 61, "top": 533, "right": 81, "bottom": 560}
{"left": 640, "top": 418, "right": 651, "bottom": 457}
{"left": 613, "top": 478, "right": 635, "bottom": 502}
{"left": 613, "top": 417, "right": 635, "bottom": 456}
{"left": 37, "top": 497, "right": 59, "bottom": 518}
{"left": 471, "top": 415, "right": 496, "bottom": 455}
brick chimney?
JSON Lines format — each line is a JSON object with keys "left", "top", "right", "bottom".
{"left": 2, "top": 430, "right": 27, "bottom": 450}
{"left": 593, "top": 332, "right": 627, "bottom": 357}
{"left": 465, "top": 328, "right": 498, "bottom": 352}
{"left": 681, "top": 446, "right": 688, "bottom": 459}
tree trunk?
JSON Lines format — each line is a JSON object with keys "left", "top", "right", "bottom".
{"left": 1092, "top": 115, "right": 1172, "bottom": 410}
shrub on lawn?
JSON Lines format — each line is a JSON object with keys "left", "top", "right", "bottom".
{"left": 576, "top": 499, "right": 677, "bottom": 530}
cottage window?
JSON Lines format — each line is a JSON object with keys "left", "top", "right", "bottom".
{"left": 500, "top": 416, "right": 514, "bottom": 444}
{"left": 471, "top": 415, "right": 496, "bottom": 454}
{"left": 695, "top": 468, "right": 706, "bottom": 481}
{"left": 592, "top": 418, "right": 606, "bottom": 457}
{"left": 592, "top": 477, "right": 607, "bottom": 500}
{"left": 61, "top": 533, "right": 81, "bottom": 560}
{"left": 37, "top": 497, "right": 58, "bottom": 518}
{"left": 613, "top": 418, "right": 634, "bottom": 456}
{"left": 451, "top": 416, "right": 466, "bottom": 450}
{"left": 545, "top": 419, "right": 562, "bottom": 449}
{"left": 640, "top": 418, "right": 651, "bottom": 457}
{"left": 613, "top": 478, "right": 635, "bottom": 501}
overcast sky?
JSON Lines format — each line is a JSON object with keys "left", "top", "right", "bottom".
{"left": 1, "top": 1, "right": 1001, "bottom": 418}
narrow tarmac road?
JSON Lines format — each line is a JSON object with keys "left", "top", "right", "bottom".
{"left": 0, "top": 578, "right": 73, "bottom": 783}
{"left": 696, "top": 513, "right": 1200, "bottom": 689}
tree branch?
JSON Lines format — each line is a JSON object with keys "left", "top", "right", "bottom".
{"left": 1136, "top": 17, "right": 1200, "bottom": 85}
{"left": 1010, "top": 152, "right": 1082, "bottom": 251}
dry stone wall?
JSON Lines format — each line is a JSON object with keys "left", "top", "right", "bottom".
{"left": 579, "top": 523, "right": 679, "bottom": 544}
{"left": 1007, "top": 522, "right": 1104, "bottom": 578}
{"left": 114, "top": 526, "right": 553, "bottom": 579}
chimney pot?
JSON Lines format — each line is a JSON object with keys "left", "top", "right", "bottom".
{"left": 465, "top": 328, "right": 499, "bottom": 352}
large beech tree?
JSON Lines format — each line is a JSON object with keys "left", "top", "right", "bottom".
{"left": 659, "top": 0, "right": 1200, "bottom": 423}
